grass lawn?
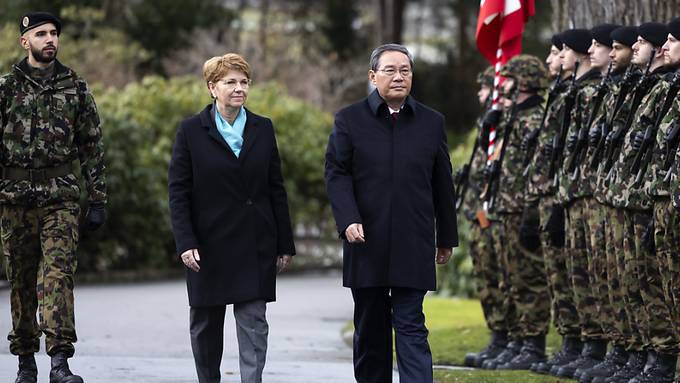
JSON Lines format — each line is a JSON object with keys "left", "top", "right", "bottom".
{"left": 424, "top": 296, "right": 577, "bottom": 383}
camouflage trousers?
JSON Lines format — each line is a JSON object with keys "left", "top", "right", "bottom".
{"left": 585, "top": 199, "right": 618, "bottom": 342}
{"left": 495, "top": 213, "right": 550, "bottom": 337}
{"left": 539, "top": 196, "right": 579, "bottom": 338}
{"left": 470, "top": 222, "right": 508, "bottom": 332}
{"left": 622, "top": 210, "right": 652, "bottom": 351}
{"left": 566, "top": 198, "right": 605, "bottom": 340}
{"left": 1, "top": 202, "right": 80, "bottom": 357}
{"left": 650, "top": 200, "right": 680, "bottom": 353}
{"left": 605, "top": 206, "right": 642, "bottom": 351}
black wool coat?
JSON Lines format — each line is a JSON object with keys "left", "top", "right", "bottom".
{"left": 168, "top": 104, "right": 295, "bottom": 307}
{"left": 324, "top": 90, "right": 458, "bottom": 291}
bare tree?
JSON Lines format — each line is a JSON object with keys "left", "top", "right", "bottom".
{"left": 373, "top": 0, "right": 406, "bottom": 44}
{"left": 551, "top": 0, "right": 679, "bottom": 30}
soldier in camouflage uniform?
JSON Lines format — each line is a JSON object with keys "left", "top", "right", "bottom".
{"left": 544, "top": 28, "right": 604, "bottom": 380}
{"left": 523, "top": 33, "right": 584, "bottom": 376}
{"left": 0, "top": 12, "right": 107, "bottom": 383}
{"left": 581, "top": 23, "right": 676, "bottom": 382}
{"left": 460, "top": 66, "right": 512, "bottom": 368}
{"left": 476, "top": 54, "right": 551, "bottom": 371}
{"left": 630, "top": 18, "right": 680, "bottom": 383}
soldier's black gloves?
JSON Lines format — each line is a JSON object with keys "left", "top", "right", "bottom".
{"left": 632, "top": 131, "right": 645, "bottom": 152}
{"left": 519, "top": 205, "right": 541, "bottom": 252}
{"left": 545, "top": 204, "right": 565, "bottom": 248}
{"left": 674, "top": 192, "right": 680, "bottom": 212}
{"left": 604, "top": 130, "right": 616, "bottom": 146}
{"left": 84, "top": 202, "right": 107, "bottom": 232}
{"left": 640, "top": 217, "right": 655, "bottom": 254}
{"left": 482, "top": 109, "right": 502, "bottom": 129}
{"left": 521, "top": 130, "right": 539, "bottom": 153}
{"left": 455, "top": 164, "right": 470, "bottom": 186}
{"left": 566, "top": 132, "right": 578, "bottom": 152}
{"left": 588, "top": 123, "right": 603, "bottom": 147}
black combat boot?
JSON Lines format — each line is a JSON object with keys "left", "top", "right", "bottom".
{"left": 533, "top": 335, "right": 582, "bottom": 374}
{"left": 578, "top": 345, "right": 628, "bottom": 383}
{"left": 481, "top": 339, "right": 523, "bottom": 369}
{"left": 599, "top": 350, "right": 647, "bottom": 383}
{"left": 628, "top": 353, "right": 677, "bottom": 383}
{"left": 497, "top": 334, "right": 546, "bottom": 370}
{"left": 15, "top": 354, "right": 38, "bottom": 383}
{"left": 554, "top": 339, "right": 607, "bottom": 378}
{"left": 463, "top": 330, "right": 508, "bottom": 367}
{"left": 49, "top": 352, "right": 83, "bottom": 383}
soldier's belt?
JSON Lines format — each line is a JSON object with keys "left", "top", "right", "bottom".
{"left": 0, "top": 161, "right": 78, "bottom": 182}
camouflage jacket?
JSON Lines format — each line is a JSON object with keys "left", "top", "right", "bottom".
{"left": 611, "top": 70, "right": 672, "bottom": 209}
{"left": 0, "top": 58, "right": 106, "bottom": 207}
{"left": 494, "top": 94, "right": 544, "bottom": 214}
{"left": 460, "top": 118, "right": 489, "bottom": 222}
{"left": 526, "top": 81, "right": 568, "bottom": 199}
{"left": 556, "top": 69, "right": 600, "bottom": 205}
{"left": 672, "top": 147, "right": 680, "bottom": 208}
{"left": 642, "top": 71, "right": 680, "bottom": 200}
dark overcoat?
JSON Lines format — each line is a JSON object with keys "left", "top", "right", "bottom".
{"left": 324, "top": 90, "right": 458, "bottom": 291}
{"left": 168, "top": 104, "right": 295, "bottom": 307}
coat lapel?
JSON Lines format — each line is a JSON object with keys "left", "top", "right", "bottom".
{"left": 238, "top": 110, "right": 258, "bottom": 163}
{"left": 200, "top": 105, "right": 238, "bottom": 160}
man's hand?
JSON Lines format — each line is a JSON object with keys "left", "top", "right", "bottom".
{"left": 588, "top": 124, "right": 602, "bottom": 147}
{"left": 180, "top": 248, "right": 201, "bottom": 272}
{"left": 345, "top": 223, "right": 365, "bottom": 243}
{"left": 277, "top": 255, "right": 293, "bottom": 273}
{"left": 84, "top": 202, "right": 106, "bottom": 232}
{"left": 436, "top": 248, "right": 453, "bottom": 265}
{"left": 632, "top": 131, "right": 645, "bottom": 152}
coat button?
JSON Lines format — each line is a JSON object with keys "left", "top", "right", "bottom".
{"left": 246, "top": 199, "right": 253, "bottom": 205}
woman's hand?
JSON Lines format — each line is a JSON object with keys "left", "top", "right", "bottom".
{"left": 277, "top": 255, "right": 293, "bottom": 273}
{"left": 180, "top": 249, "right": 201, "bottom": 272}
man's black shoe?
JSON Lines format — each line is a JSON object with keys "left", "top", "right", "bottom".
{"left": 463, "top": 330, "right": 508, "bottom": 367}
{"left": 481, "top": 339, "right": 523, "bottom": 369}
{"left": 628, "top": 353, "right": 677, "bottom": 383}
{"left": 534, "top": 335, "right": 582, "bottom": 374}
{"left": 497, "top": 334, "right": 546, "bottom": 370}
{"left": 555, "top": 339, "right": 607, "bottom": 378}
{"left": 15, "top": 354, "right": 37, "bottom": 383}
{"left": 578, "top": 345, "right": 628, "bottom": 383}
{"left": 598, "top": 350, "right": 647, "bottom": 383}
{"left": 50, "top": 352, "right": 83, "bottom": 383}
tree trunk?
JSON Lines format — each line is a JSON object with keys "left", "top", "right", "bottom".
{"left": 551, "top": 0, "right": 679, "bottom": 30}
{"left": 373, "top": 0, "right": 405, "bottom": 44}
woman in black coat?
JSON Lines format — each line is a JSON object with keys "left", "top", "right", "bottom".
{"left": 168, "top": 53, "right": 295, "bottom": 383}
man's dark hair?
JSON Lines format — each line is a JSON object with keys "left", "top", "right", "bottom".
{"left": 369, "top": 43, "right": 415, "bottom": 71}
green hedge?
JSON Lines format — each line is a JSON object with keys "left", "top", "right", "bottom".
{"left": 77, "top": 77, "right": 334, "bottom": 272}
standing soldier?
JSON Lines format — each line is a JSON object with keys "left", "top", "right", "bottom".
{"left": 547, "top": 28, "right": 604, "bottom": 379}
{"left": 630, "top": 17, "right": 680, "bottom": 383}
{"left": 0, "top": 12, "right": 107, "bottom": 383}
{"left": 524, "top": 33, "right": 583, "bottom": 375}
{"left": 460, "top": 67, "right": 511, "bottom": 368}
{"left": 478, "top": 54, "right": 551, "bottom": 370}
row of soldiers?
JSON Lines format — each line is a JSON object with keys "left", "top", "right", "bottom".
{"left": 456, "top": 16, "right": 680, "bottom": 383}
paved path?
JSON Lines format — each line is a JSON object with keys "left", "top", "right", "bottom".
{"left": 0, "top": 271, "right": 399, "bottom": 382}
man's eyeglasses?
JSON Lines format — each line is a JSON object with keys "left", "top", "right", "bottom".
{"left": 376, "top": 67, "right": 412, "bottom": 77}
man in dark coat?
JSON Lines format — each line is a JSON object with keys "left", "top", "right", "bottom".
{"left": 324, "top": 43, "right": 458, "bottom": 383}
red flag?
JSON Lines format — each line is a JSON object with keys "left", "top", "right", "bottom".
{"left": 476, "top": 0, "right": 535, "bottom": 65}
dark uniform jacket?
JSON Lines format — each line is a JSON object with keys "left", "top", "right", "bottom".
{"left": 168, "top": 104, "right": 296, "bottom": 307}
{"left": 325, "top": 90, "right": 458, "bottom": 291}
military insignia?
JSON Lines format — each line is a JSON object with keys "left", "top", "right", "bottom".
{"left": 22, "top": 16, "right": 29, "bottom": 28}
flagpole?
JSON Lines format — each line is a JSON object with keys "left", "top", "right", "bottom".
{"left": 482, "top": 47, "right": 503, "bottom": 212}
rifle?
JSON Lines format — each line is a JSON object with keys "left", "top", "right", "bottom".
{"left": 589, "top": 65, "right": 640, "bottom": 170}
{"left": 566, "top": 61, "right": 612, "bottom": 175}
{"left": 548, "top": 61, "right": 580, "bottom": 187}
{"left": 455, "top": 136, "right": 480, "bottom": 212}
{"left": 631, "top": 71, "right": 680, "bottom": 185}
{"left": 662, "top": 121, "right": 680, "bottom": 175}
{"left": 521, "top": 66, "right": 565, "bottom": 171}
{"left": 481, "top": 86, "right": 520, "bottom": 212}
{"left": 601, "top": 50, "right": 656, "bottom": 174}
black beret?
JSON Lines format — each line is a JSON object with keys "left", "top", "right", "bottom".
{"left": 668, "top": 17, "right": 680, "bottom": 40}
{"left": 551, "top": 33, "right": 563, "bottom": 49}
{"left": 638, "top": 22, "right": 668, "bottom": 47}
{"left": 590, "top": 24, "right": 619, "bottom": 48}
{"left": 611, "top": 26, "right": 638, "bottom": 47}
{"left": 561, "top": 29, "right": 592, "bottom": 54}
{"left": 19, "top": 12, "right": 61, "bottom": 36}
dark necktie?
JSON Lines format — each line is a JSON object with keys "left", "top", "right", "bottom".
{"left": 391, "top": 112, "right": 399, "bottom": 124}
